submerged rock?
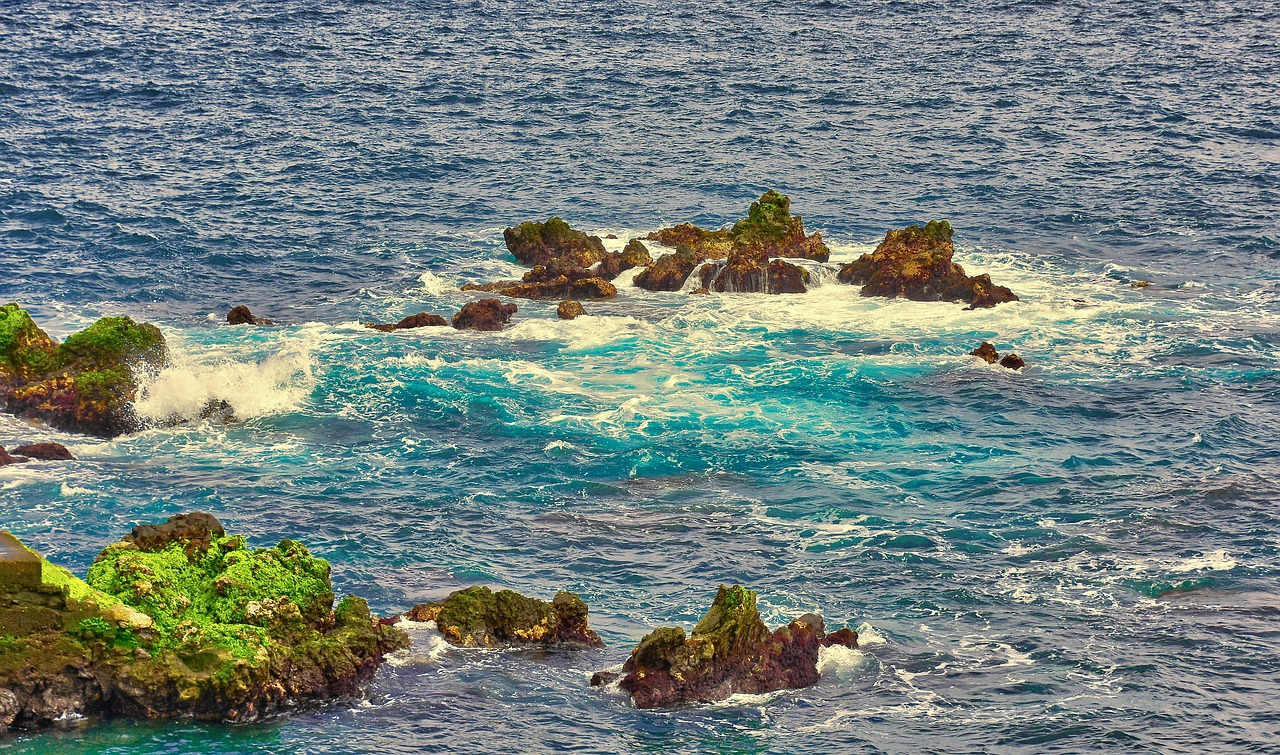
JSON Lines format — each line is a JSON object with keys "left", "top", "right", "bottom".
{"left": 557, "top": 300, "right": 586, "bottom": 319}
{"left": 699, "top": 247, "right": 809, "bottom": 294}
{"left": 969, "top": 342, "right": 1025, "bottom": 370}
{"left": 611, "top": 585, "right": 855, "bottom": 708}
{"left": 837, "top": 221, "right": 1018, "bottom": 309}
{"left": 1, "top": 304, "right": 167, "bottom": 438}
{"left": 452, "top": 299, "right": 518, "bottom": 331}
{"left": 0, "top": 515, "right": 408, "bottom": 732}
{"left": 226, "top": 306, "right": 274, "bottom": 326}
{"left": 8, "top": 443, "right": 74, "bottom": 461}
{"left": 504, "top": 217, "right": 607, "bottom": 268}
{"left": 364, "top": 313, "right": 448, "bottom": 332}
{"left": 405, "top": 586, "right": 604, "bottom": 649}
{"left": 464, "top": 260, "right": 617, "bottom": 300}
{"left": 599, "top": 239, "right": 653, "bottom": 280}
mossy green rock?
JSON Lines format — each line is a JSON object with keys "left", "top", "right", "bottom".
{"left": 645, "top": 191, "right": 829, "bottom": 267}
{"left": 504, "top": 217, "right": 607, "bottom": 268}
{"left": 405, "top": 585, "right": 604, "bottom": 649}
{"left": 0, "top": 515, "right": 408, "bottom": 732}
{"left": 0, "top": 306, "right": 168, "bottom": 437}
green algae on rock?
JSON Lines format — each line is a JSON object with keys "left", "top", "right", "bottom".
{"left": 0, "top": 514, "right": 408, "bottom": 732}
{"left": 837, "top": 221, "right": 1019, "bottom": 309}
{"left": 504, "top": 217, "right": 607, "bottom": 268}
{"left": 405, "top": 585, "right": 604, "bottom": 649}
{"left": 0, "top": 304, "right": 168, "bottom": 437}
{"left": 604, "top": 584, "right": 856, "bottom": 708}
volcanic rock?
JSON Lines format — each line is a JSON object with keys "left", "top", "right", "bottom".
{"left": 0, "top": 447, "right": 24, "bottom": 466}
{"left": 837, "top": 221, "right": 1018, "bottom": 309}
{"left": 599, "top": 239, "right": 653, "bottom": 280}
{"left": 364, "top": 313, "right": 448, "bottom": 332}
{"left": 613, "top": 585, "right": 856, "bottom": 708}
{"left": 699, "top": 247, "right": 809, "bottom": 294}
{"left": 8, "top": 443, "right": 74, "bottom": 461}
{"left": 999, "top": 353, "right": 1026, "bottom": 370}
{"left": 464, "top": 259, "right": 617, "bottom": 300}
{"left": 405, "top": 586, "right": 604, "bottom": 649}
{"left": 452, "top": 299, "right": 518, "bottom": 331}
{"left": 633, "top": 247, "right": 708, "bottom": 292}
{"left": 969, "top": 342, "right": 1000, "bottom": 364}
{"left": 646, "top": 191, "right": 828, "bottom": 263}
{"left": 226, "top": 306, "right": 274, "bottom": 326}
{"left": 504, "top": 217, "right": 607, "bottom": 268}
{"left": 558, "top": 300, "right": 586, "bottom": 320}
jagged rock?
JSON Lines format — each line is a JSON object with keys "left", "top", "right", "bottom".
{"left": 646, "top": 223, "right": 732, "bottom": 259}
{"left": 558, "top": 300, "right": 586, "bottom": 320}
{"left": 1, "top": 305, "right": 167, "bottom": 438}
{"left": 999, "top": 353, "right": 1026, "bottom": 370}
{"left": 8, "top": 443, "right": 74, "bottom": 461}
{"left": 634, "top": 247, "right": 707, "bottom": 292}
{"left": 699, "top": 247, "right": 809, "bottom": 294}
{"left": 123, "top": 512, "right": 226, "bottom": 556}
{"left": 452, "top": 299, "right": 518, "bottom": 331}
{"left": 0, "top": 518, "right": 407, "bottom": 732}
{"left": 599, "top": 239, "right": 653, "bottom": 280}
{"left": 837, "top": 221, "right": 1018, "bottom": 309}
{"left": 646, "top": 191, "right": 828, "bottom": 263}
{"left": 504, "top": 217, "right": 607, "bottom": 268}
{"left": 823, "top": 627, "right": 859, "bottom": 648}
{"left": 364, "top": 313, "right": 448, "bottom": 332}
{"left": 226, "top": 306, "right": 274, "bottom": 326}
{"left": 405, "top": 586, "right": 604, "bottom": 649}
{"left": 612, "top": 585, "right": 856, "bottom": 708}
{"left": 969, "top": 342, "right": 1000, "bottom": 364}
{"left": 464, "top": 260, "right": 617, "bottom": 300}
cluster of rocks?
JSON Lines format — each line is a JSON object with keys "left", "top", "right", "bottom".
{"left": 0, "top": 442, "right": 75, "bottom": 467}
{"left": 970, "top": 341, "right": 1026, "bottom": 370}
{"left": 1, "top": 513, "right": 861, "bottom": 733}
{"left": 228, "top": 301, "right": 521, "bottom": 334}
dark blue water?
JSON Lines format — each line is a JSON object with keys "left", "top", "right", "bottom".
{"left": 2, "top": 1, "right": 1279, "bottom": 752}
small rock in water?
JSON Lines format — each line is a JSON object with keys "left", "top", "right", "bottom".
{"left": 999, "top": 353, "right": 1026, "bottom": 370}
{"left": 0, "top": 447, "right": 24, "bottom": 466}
{"left": 452, "top": 299, "right": 518, "bottom": 331}
{"left": 969, "top": 342, "right": 1000, "bottom": 364}
{"left": 8, "top": 443, "right": 74, "bottom": 461}
{"left": 1131, "top": 280, "right": 1152, "bottom": 288}
{"left": 557, "top": 300, "right": 586, "bottom": 319}
{"left": 405, "top": 585, "right": 604, "bottom": 649}
{"left": 226, "top": 305, "right": 274, "bottom": 325}
{"left": 365, "top": 312, "right": 448, "bottom": 332}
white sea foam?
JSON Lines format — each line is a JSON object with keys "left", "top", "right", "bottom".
{"left": 386, "top": 619, "right": 451, "bottom": 666}
{"left": 59, "top": 483, "right": 94, "bottom": 496}
{"left": 417, "top": 270, "right": 451, "bottom": 296}
{"left": 817, "top": 644, "right": 869, "bottom": 676}
{"left": 1168, "top": 550, "right": 1237, "bottom": 573}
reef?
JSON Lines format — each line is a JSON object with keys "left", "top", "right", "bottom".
{"left": 452, "top": 299, "right": 518, "bottom": 331}
{"left": 0, "top": 514, "right": 408, "bottom": 732}
{"left": 638, "top": 191, "right": 828, "bottom": 292}
{"left": 600, "top": 585, "right": 856, "bottom": 708}
{"left": 504, "top": 217, "right": 607, "bottom": 268}
{"left": 0, "top": 304, "right": 167, "bottom": 438}
{"left": 837, "top": 221, "right": 1018, "bottom": 309}
{"left": 364, "top": 313, "right": 448, "bottom": 332}
{"left": 226, "top": 306, "right": 274, "bottom": 326}
{"left": 404, "top": 586, "right": 604, "bottom": 649}
{"left": 557, "top": 300, "right": 586, "bottom": 320}
{"left": 969, "top": 341, "right": 1026, "bottom": 370}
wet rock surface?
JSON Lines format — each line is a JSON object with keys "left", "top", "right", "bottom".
{"left": 405, "top": 586, "right": 604, "bottom": 649}
{"left": 7, "top": 443, "right": 74, "bottom": 461}
{"left": 699, "top": 248, "right": 810, "bottom": 294}
{"left": 598, "top": 239, "right": 653, "bottom": 280}
{"left": 226, "top": 306, "right": 274, "bottom": 326}
{"left": 364, "top": 313, "right": 448, "bottom": 332}
{"left": 969, "top": 342, "right": 1025, "bottom": 370}
{"left": 504, "top": 217, "right": 607, "bottom": 268}
{"left": 464, "top": 260, "right": 617, "bottom": 300}
{"left": 452, "top": 299, "right": 518, "bottom": 331}
{"left": 557, "top": 300, "right": 586, "bottom": 319}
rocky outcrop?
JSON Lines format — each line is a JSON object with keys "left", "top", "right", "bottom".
{"left": 364, "top": 313, "right": 448, "bottom": 332}
{"left": 504, "top": 217, "right": 607, "bottom": 268}
{"left": 226, "top": 306, "right": 274, "bottom": 326}
{"left": 969, "top": 342, "right": 1025, "bottom": 370}
{"left": 463, "top": 260, "right": 617, "bottom": 300}
{"left": 598, "top": 239, "right": 653, "bottom": 280}
{"left": 1, "top": 304, "right": 167, "bottom": 438}
{"left": 557, "top": 300, "right": 585, "bottom": 320}
{"left": 452, "top": 299, "right": 518, "bottom": 331}
{"left": 837, "top": 221, "right": 1018, "bottom": 309}
{"left": 633, "top": 247, "right": 708, "bottom": 292}
{"left": 699, "top": 247, "right": 809, "bottom": 294}
{"left": 0, "top": 515, "right": 408, "bottom": 733}
{"left": 604, "top": 585, "right": 856, "bottom": 708}
{"left": 404, "top": 586, "right": 604, "bottom": 649}
{"left": 0, "top": 447, "right": 23, "bottom": 466}
{"left": 7, "top": 443, "right": 74, "bottom": 461}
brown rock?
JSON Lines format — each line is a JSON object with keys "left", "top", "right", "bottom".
{"left": 464, "top": 260, "right": 617, "bottom": 300}
{"left": 557, "top": 300, "right": 586, "bottom": 320}
{"left": 226, "top": 306, "right": 274, "bottom": 326}
{"left": 122, "top": 512, "right": 226, "bottom": 557}
{"left": 405, "top": 586, "right": 604, "bottom": 649}
{"left": 8, "top": 443, "right": 74, "bottom": 461}
{"left": 452, "top": 299, "right": 518, "bottom": 331}
{"left": 999, "top": 353, "right": 1026, "bottom": 370}
{"left": 634, "top": 248, "right": 707, "bottom": 292}
{"left": 598, "top": 239, "right": 653, "bottom": 280}
{"left": 364, "top": 313, "right": 448, "bottom": 332}
{"left": 504, "top": 217, "right": 606, "bottom": 268}
{"left": 700, "top": 248, "right": 809, "bottom": 294}
{"left": 0, "top": 447, "right": 22, "bottom": 466}
{"left": 969, "top": 342, "right": 1000, "bottom": 364}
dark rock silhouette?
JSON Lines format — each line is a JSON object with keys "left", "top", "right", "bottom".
{"left": 8, "top": 443, "right": 74, "bottom": 461}
{"left": 364, "top": 313, "right": 448, "bottom": 332}
{"left": 226, "top": 306, "right": 274, "bottom": 326}
{"left": 405, "top": 586, "right": 604, "bottom": 649}
{"left": 452, "top": 299, "right": 518, "bottom": 331}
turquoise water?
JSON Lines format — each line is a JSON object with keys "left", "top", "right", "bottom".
{"left": 2, "top": 0, "right": 1279, "bottom": 751}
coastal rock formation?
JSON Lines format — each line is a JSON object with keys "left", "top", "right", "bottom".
{"left": 405, "top": 585, "right": 604, "bottom": 649}
{"left": 463, "top": 260, "right": 617, "bottom": 300}
{"left": 598, "top": 239, "right": 653, "bottom": 280}
{"left": 557, "top": 300, "right": 585, "bottom": 319}
{"left": 0, "top": 447, "right": 24, "bottom": 466}
{"left": 837, "top": 221, "right": 1018, "bottom": 309}
{"left": 226, "top": 306, "right": 274, "bottom": 326}
{"left": 606, "top": 585, "right": 856, "bottom": 708}
{"left": 452, "top": 299, "right": 518, "bottom": 331}
{"left": 633, "top": 247, "right": 708, "bottom": 292}
{"left": 504, "top": 217, "right": 607, "bottom": 268}
{"left": 969, "top": 342, "right": 1025, "bottom": 370}
{"left": 364, "top": 313, "right": 448, "bottom": 332}
{"left": 1, "top": 304, "right": 167, "bottom": 438}
{"left": 699, "top": 248, "right": 809, "bottom": 294}
{"left": 8, "top": 443, "right": 74, "bottom": 461}
{"left": 0, "top": 515, "right": 408, "bottom": 732}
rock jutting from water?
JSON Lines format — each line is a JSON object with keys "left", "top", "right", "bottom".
{"left": 597, "top": 584, "right": 857, "bottom": 708}
{"left": 404, "top": 585, "right": 605, "bottom": 649}
{"left": 0, "top": 514, "right": 408, "bottom": 733}
{"left": 452, "top": 299, "right": 518, "bottom": 331}
{"left": 7, "top": 443, "right": 74, "bottom": 461}
{"left": 463, "top": 259, "right": 617, "bottom": 300}
{"left": 0, "top": 303, "right": 167, "bottom": 438}
{"left": 557, "top": 300, "right": 586, "bottom": 319}
{"left": 969, "top": 341, "right": 1026, "bottom": 370}
{"left": 504, "top": 217, "right": 608, "bottom": 268}
{"left": 226, "top": 306, "right": 274, "bottom": 326}
{"left": 364, "top": 312, "right": 449, "bottom": 332}
{"left": 837, "top": 221, "right": 1018, "bottom": 309}
{"left": 598, "top": 239, "right": 653, "bottom": 280}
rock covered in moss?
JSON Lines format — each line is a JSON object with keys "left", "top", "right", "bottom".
{"left": 464, "top": 260, "right": 617, "bottom": 300}
{"left": 837, "top": 221, "right": 1018, "bottom": 309}
{"left": 405, "top": 585, "right": 604, "bottom": 649}
{"left": 633, "top": 246, "right": 708, "bottom": 292}
{"left": 452, "top": 299, "right": 518, "bottom": 331}
{"left": 646, "top": 191, "right": 828, "bottom": 264}
{"left": 699, "top": 247, "right": 810, "bottom": 294}
{"left": 1, "top": 306, "right": 168, "bottom": 438}
{"left": 504, "top": 217, "right": 607, "bottom": 268}
{"left": 0, "top": 514, "right": 408, "bottom": 732}
{"left": 599, "top": 239, "right": 653, "bottom": 280}
{"left": 226, "top": 306, "right": 274, "bottom": 326}
{"left": 646, "top": 222, "right": 733, "bottom": 259}
{"left": 609, "top": 585, "right": 855, "bottom": 708}
{"left": 7, "top": 443, "right": 74, "bottom": 461}
{"left": 558, "top": 300, "right": 586, "bottom": 320}
{"left": 364, "top": 313, "right": 448, "bottom": 332}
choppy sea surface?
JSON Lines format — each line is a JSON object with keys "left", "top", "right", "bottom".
{"left": 2, "top": 0, "right": 1279, "bottom": 752}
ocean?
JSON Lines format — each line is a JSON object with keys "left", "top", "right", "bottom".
{"left": 1, "top": 0, "right": 1278, "bottom": 752}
